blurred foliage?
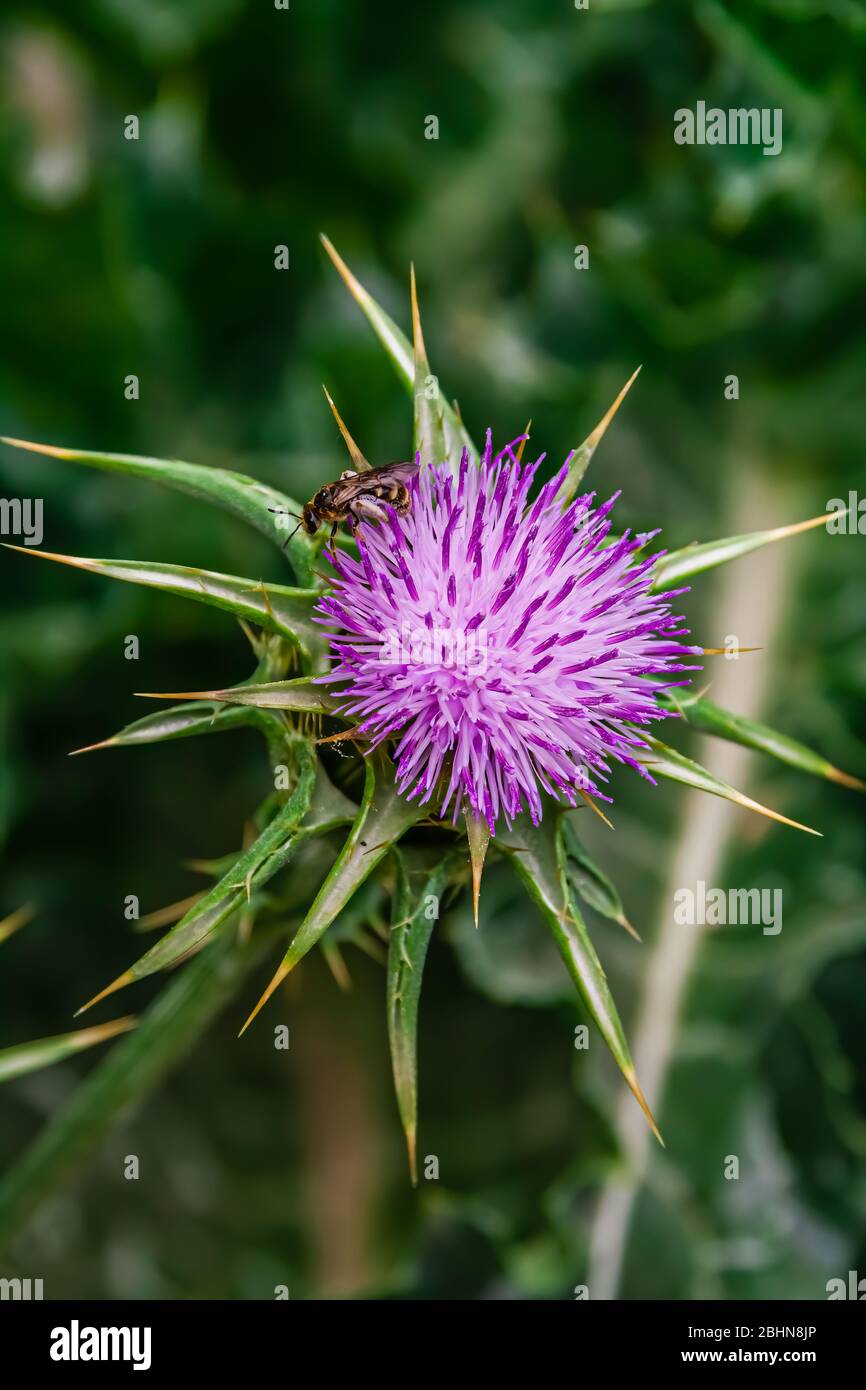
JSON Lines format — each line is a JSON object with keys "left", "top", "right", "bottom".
{"left": 0, "top": 0, "right": 864, "bottom": 1299}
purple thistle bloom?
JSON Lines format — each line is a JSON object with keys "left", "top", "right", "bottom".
{"left": 316, "top": 434, "right": 702, "bottom": 833}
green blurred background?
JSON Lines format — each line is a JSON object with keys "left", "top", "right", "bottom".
{"left": 1, "top": 0, "right": 865, "bottom": 1299}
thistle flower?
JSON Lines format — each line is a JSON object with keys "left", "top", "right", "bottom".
{"left": 318, "top": 437, "right": 701, "bottom": 833}
{"left": 2, "top": 240, "right": 856, "bottom": 1198}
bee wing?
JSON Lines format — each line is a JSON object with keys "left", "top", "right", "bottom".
{"left": 369, "top": 460, "right": 421, "bottom": 486}
{"left": 328, "top": 461, "right": 420, "bottom": 507}
{"left": 328, "top": 473, "right": 378, "bottom": 508}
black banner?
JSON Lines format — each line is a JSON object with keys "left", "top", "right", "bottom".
{"left": 1, "top": 1298, "right": 861, "bottom": 1374}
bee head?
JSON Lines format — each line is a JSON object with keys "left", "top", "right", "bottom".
{"left": 302, "top": 503, "right": 320, "bottom": 535}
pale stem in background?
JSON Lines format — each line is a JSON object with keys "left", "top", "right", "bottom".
{"left": 588, "top": 466, "right": 798, "bottom": 1299}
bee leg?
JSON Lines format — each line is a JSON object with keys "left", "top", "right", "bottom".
{"left": 329, "top": 521, "right": 339, "bottom": 542}
{"left": 352, "top": 496, "right": 390, "bottom": 526}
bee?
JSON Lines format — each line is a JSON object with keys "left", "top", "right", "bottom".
{"left": 270, "top": 461, "right": 420, "bottom": 547}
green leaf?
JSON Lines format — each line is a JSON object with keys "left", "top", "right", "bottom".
{"left": 8, "top": 547, "right": 322, "bottom": 658}
{"left": 138, "top": 678, "right": 336, "bottom": 716}
{"left": 320, "top": 236, "right": 476, "bottom": 468}
{"left": 0, "top": 927, "right": 276, "bottom": 1248}
{"left": 655, "top": 691, "right": 864, "bottom": 791}
{"left": 637, "top": 736, "right": 822, "bottom": 835}
{"left": 69, "top": 701, "right": 288, "bottom": 757}
{"left": 0, "top": 436, "right": 317, "bottom": 584}
{"left": 183, "top": 764, "right": 357, "bottom": 881}
{"left": 0, "top": 1018, "right": 136, "bottom": 1084}
{"left": 498, "top": 812, "right": 662, "bottom": 1143}
{"left": 651, "top": 513, "right": 828, "bottom": 591}
{"left": 559, "top": 367, "right": 641, "bottom": 509}
{"left": 387, "top": 848, "right": 461, "bottom": 1183}
{"left": 410, "top": 266, "right": 450, "bottom": 473}
{"left": 305, "top": 758, "right": 361, "bottom": 826}
{"left": 76, "top": 742, "right": 323, "bottom": 1010}
{"left": 239, "top": 753, "right": 426, "bottom": 1033}
{"left": 134, "top": 892, "right": 208, "bottom": 934}
{"left": 561, "top": 819, "right": 639, "bottom": 940}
